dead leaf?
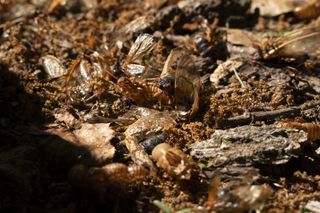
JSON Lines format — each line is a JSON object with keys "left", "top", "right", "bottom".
{"left": 74, "top": 123, "right": 116, "bottom": 164}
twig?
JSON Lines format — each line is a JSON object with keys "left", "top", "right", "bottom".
{"left": 220, "top": 100, "right": 320, "bottom": 127}
{"left": 232, "top": 67, "right": 246, "bottom": 88}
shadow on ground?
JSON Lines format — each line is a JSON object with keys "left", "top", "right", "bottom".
{"left": 0, "top": 63, "right": 145, "bottom": 212}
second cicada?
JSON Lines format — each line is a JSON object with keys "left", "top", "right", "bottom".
{"left": 255, "top": 24, "right": 320, "bottom": 62}
{"left": 159, "top": 49, "right": 201, "bottom": 117}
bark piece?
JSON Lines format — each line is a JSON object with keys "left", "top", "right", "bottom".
{"left": 191, "top": 125, "right": 308, "bottom": 167}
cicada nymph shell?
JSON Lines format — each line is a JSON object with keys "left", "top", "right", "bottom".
{"left": 117, "top": 76, "right": 172, "bottom": 107}
{"left": 123, "top": 135, "right": 157, "bottom": 174}
{"left": 257, "top": 24, "right": 320, "bottom": 61}
{"left": 122, "top": 112, "right": 176, "bottom": 175}
{"left": 151, "top": 143, "right": 196, "bottom": 180}
{"left": 69, "top": 163, "right": 149, "bottom": 200}
{"left": 277, "top": 121, "right": 320, "bottom": 141}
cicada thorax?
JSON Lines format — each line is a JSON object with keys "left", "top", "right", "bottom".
{"left": 261, "top": 25, "right": 320, "bottom": 61}
{"left": 192, "top": 30, "right": 228, "bottom": 60}
{"left": 193, "top": 32, "right": 216, "bottom": 57}
{"left": 138, "top": 80, "right": 172, "bottom": 106}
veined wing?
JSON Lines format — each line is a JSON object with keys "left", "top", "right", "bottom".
{"left": 271, "top": 25, "right": 320, "bottom": 57}
{"left": 175, "top": 54, "right": 201, "bottom": 116}
{"left": 272, "top": 25, "right": 320, "bottom": 46}
{"left": 263, "top": 24, "right": 320, "bottom": 59}
{"left": 161, "top": 48, "right": 184, "bottom": 78}
{"left": 126, "top": 34, "right": 157, "bottom": 65}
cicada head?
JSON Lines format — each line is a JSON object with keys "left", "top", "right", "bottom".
{"left": 159, "top": 76, "right": 175, "bottom": 96}
{"left": 251, "top": 42, "right": 265, "bottom": 60}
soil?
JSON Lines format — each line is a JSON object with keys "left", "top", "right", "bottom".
{"left": 1, "top": 0, "right": 320, "bottom": 212}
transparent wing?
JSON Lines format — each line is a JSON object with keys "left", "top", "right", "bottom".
{"left": 161, "top": 48, "right": 184, "bottom": 78}
{"left": 272, "top": 25, "right": 320, "bottom": 58}
{"left": 126, "top": 34, "right": 157, "bottom": 64}
{"left": 273, "top": 25, "right": 320, "bottom": 45}
{"left": 175, "top": 54, "right": 201, "bottom": 116}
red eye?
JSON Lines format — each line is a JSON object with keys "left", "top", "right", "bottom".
{"left": 165, "top": 84, "right": 171, "bottom": 93}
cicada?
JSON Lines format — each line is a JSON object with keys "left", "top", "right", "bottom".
{"left": 159, "top": 49, "right": 201, "bottom": 117}
{"left": 255, "top": 24, "right": 320, "bottom": 61}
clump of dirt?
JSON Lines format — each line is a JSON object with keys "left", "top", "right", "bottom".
{"left": 266, "top": 171, "right": 320, "bottom": 212}
{"left": 165, "top": 122, "right": 214, "bottom": 149}
{"left": 204, "top": 77, "right": 294, "bottom": 127}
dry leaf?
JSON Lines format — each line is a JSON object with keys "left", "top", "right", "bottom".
{"left": 74, "top": 123, "right": 116, "bottom": 164}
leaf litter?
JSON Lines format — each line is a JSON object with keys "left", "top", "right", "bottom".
{"left": 1, "top": 0, "right": 320, "bottom": 212}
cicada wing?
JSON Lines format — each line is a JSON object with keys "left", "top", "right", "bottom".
{"left": 272, "top": 25, "right": 320, "bottom": 58}
{"left": 175, "top": 54, "right": 201, "bottom": 116}
{"left": 126, "top": 34, "right": 158, "bottom": 64}
{"left": 161, "top": 48, "right": 184, "bottom": 78}
{"left": 273, "top": 25, "right": 318, "bottom": 45}
{"left": 175, "top": 75, "right": 194, "bottom": 111}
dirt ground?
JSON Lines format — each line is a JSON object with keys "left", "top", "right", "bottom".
{"left": 1, "top": 0, "right": 320, "bottom": 212}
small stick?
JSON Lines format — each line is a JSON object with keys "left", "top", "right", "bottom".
{"left": 220, "top": 100, "right": 320, "bottom": 127}
{"left": 232, "top": 67, "right": 246, "bottom": 88}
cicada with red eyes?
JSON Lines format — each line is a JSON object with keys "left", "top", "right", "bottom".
{"left": 159, "top": 49, "right": 201, "bottom": 117}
